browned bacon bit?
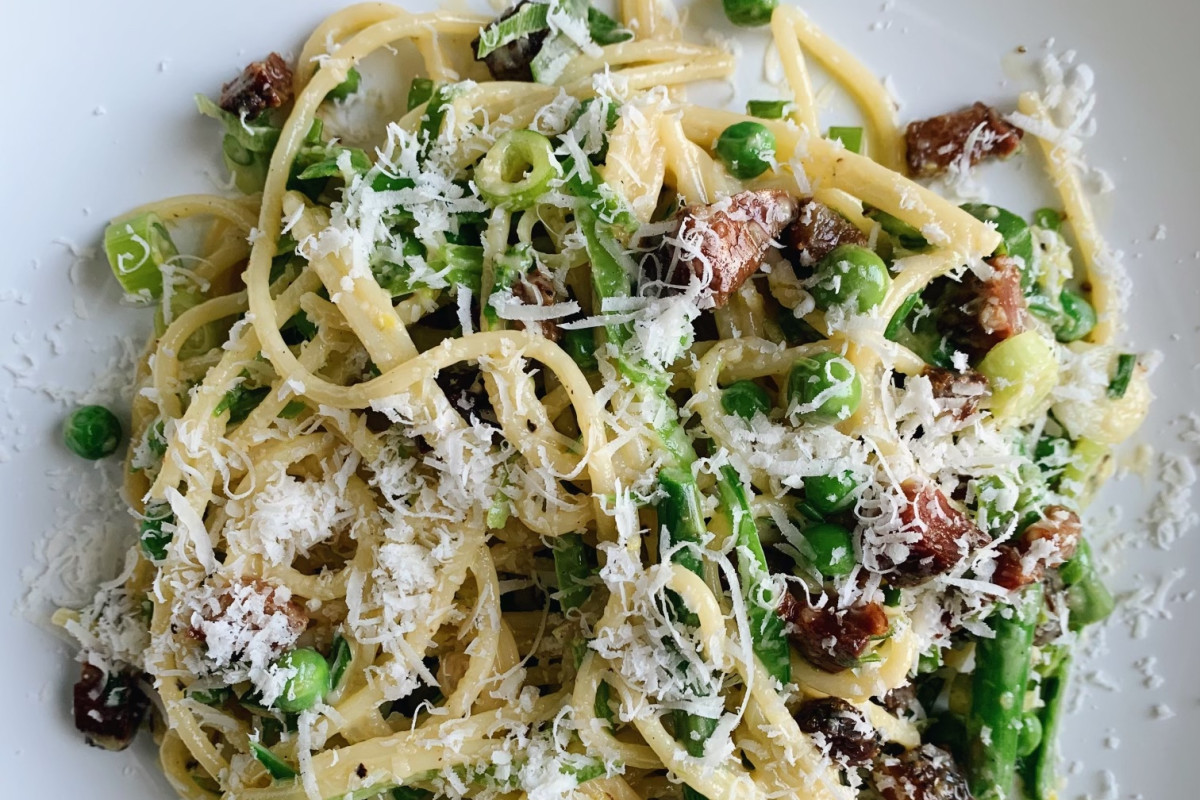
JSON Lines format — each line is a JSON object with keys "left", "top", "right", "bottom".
{"left": 188, "top": 579, "right": 308, "bottom": 646}
{"left": 785, "top": 199, "right": 869, "bottom": 266}
{"left": 794, "top": 696, "right": 881, "bottom": 765}
{"left": 219, "top": 53, "right": 294, "bottom": 118}
{"left": 873, "top": 744, "right": 973, "bottom": 800}
{"left": 923, "top": 366, "right": 988, "bottom": 420}
{"left": 878, "top": 683, "right": 919, "bottom": 717}
{"left": 511, "top": 271, "right": 562, "bottom": 341}
{"left": 777, "top": 589, "right": 889, "bottom": 673}
{"left": 73, "top": 664, "right": 150, "bottom": 751}
{"left": 904, "top": 101, "right": 1023, "bottom": 178}
{"left": 663, "top": 189, "right": 800, "bottom": 307}
{"left": 991, "top": 505, "right": 1083, "bottom": 591}
{"left": 882, "top": 480, "right": 990, "bottom": 588}
{"left": 471, "top": 3, "right": 550, "bottom": 82}
{"left": 937, "top": 256, "right": 1027, "bottom": 359}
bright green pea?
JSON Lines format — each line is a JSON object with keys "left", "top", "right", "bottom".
{"left": 716, "top": 121, "right": 776, "bottom": 180}
{"left": 1054, "top": 289, "right": 1096, "bottom": 342}
{"left": 63, "top": 405, "right": 122, "bottom": 460}
{"left": 802, "top": 472, "right": 857, "bottom": 515}
{"left": 722, "top": 0, "right": 778, "bottom": 27}
{"left": 1017, "top": 712, "right": 1043, "bottom": 758}
{"left": 802, "top": 522, "right": 856, "bottom": 576}
{"left": 273, "top": 648, "right": 332, "bottom": 712}
{"left": 787, "top": 351, "right": 862, "bottom": 425}
{"left": 721, "top": 380, "right": 771, "bottom": 420}
{"left": 810, "top": 244, "right": 891, "bottom": 314}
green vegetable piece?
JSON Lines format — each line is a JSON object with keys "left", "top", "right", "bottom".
{"left": 802, "top": 472, "right": 857, "bottom": 515}
{"left": 721, "top": 380, "right": 771, "bottom": 420}
{"left": 802, "top": 522, "right": 856, "bottom": 576}
{"left": 327, "top": 634, "right": 352, "bottom": 692}
{"left": 884, "top": 292, "right": 923, "bottom": 341}
{"left": 278, "top": 400, "right": 307, "bottom": 420}
{"left": 1062, "top": 540, "right": 1115, "bottom": 630}
{"left": 63, "top": 405, "right": 122, "bottom": 460}
{"left": 976, "top": 331, "right": 1058, "bottom": 424}
{"left": 562, "top": 328, "right": 598, "bottom": 372}
{"left": 1107, "top": 353, "right": 1137, "bottom": 399}
{"left": 273, "top": 648, "right": 332, "bottom": 712}
{"left": 810, "top": 244, "right": 891, "bottom": 314}
{"left": 827, "top": 126, "right": 863, "bottom": 154}
{"left": 327, "top": 67, "right": 361, "bottom": 101}
{"left": 1023, "top": 656, "right": 1070, "bottom": 799}
{"left": 967, "top": 584, "right": 1043, "bottom": 800}
{"left": 717, "top": 466, "right": 790, "bottom": 684}
{"left": 1053, "top": 289, "right": 1096, "bottom": 342}
{"left": 656, "top": 467, "right": 706, "bottom": 580}
{"left": 103, "top": 213, "right": 178, "bottom": 300}
{"left": 476, "top": 129, "right": 560, "bottom": 210}
{"left": 787, "top": 351, "right": 862, "bottom": 425}
{"left": 406, "top": 77, "right": 435, "bottom": 112}
{"left": 250, "top": 741, "right": 298, "bottom": 780}
{"left": 746, "top": 99, "right": 791, "bottom": 119}
{"left": 587, "top": 7, "right": 634, "bottom": 45}
{"left": 715, "top": 121, "right": 776, "bottom": 179}
{"left": 722, "top": 0, "right": 778, "bottom": 27}
{"left": 866, "top": 207, "right": 928, "bottom": 250}
{"left": 418, "top": 84, "right": 456, "bottom": 159}
{"left": 1032, "top": 207, "right": 1063, "bottom": 232}
{"left": 476, "top": 3, "right": 551, "bottom": 58}
{"left": 294, "top": 145, "right": 371, "bottom": 181}
{"left": 552, "top": 532, "right": 593, "bottom": 611}
{"left": 215, "top": 380, "right": 270, "bottom": 425}
{"left": 1017, "top": 712, "right": 1043, "bottom": 758}
{"left": 961, "top": 203, "right": 1034, "bottom": 284}
{"left": 139, "top": 505, "right": 175, "bottom": 562}
{"left": 187, "top": 686, "right": 231, "bottom": 706}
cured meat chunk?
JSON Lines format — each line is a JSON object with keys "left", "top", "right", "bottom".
{"left": 905, "top": 101, "right": 1023, "bottom": 177}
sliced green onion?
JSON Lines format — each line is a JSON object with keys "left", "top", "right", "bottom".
{"left": 562, "top": 328, "right": 598, "bottom": 372}
{"left": 327, "top": 634, "right": 352, "bottom": 692}
{"left": 215, "top": 376, "right": 270, "bottom": 425}
{"left": 1107, "top": 353, "right": 1137, "bottom": 399}
{"left": 1053, "top": 289, "right": 1096, "bottom": 342}
{"left": 884, "top": 292, "right": 923, "bottom": 341}
{"left": 419, "top": 84, "right": 456, "bottom": 158}
{"left": 476, "top": 3, "right": 551, "bottom": 58}
{"left": 827, "top": 126, "right": 863, "bottom": 154}
{"left": 294, "top": 145, "right": 371, "bottom": 181}
{"left": 476, "top": 130, "right": 560, "bottom": 210}
{"left": 746, "top": 100, "right": 792, "bottom": 119}
{"left": 250, "top": 742, "right": 298, "bottom": 780}
{"left": 406, "top": 77, "right": 436, "bottom": 112}
{"left": 1032, "top": 207, "right": 1063, "bottom": 231}
{"left": 222, "top": 135, "right": 271, "bottom": 194}
{"left": 103, "top": 213, "right": 178, "bottom": 300}
{"left": 139, "top": 505, "right": 174, "bottom": 562}
{"left": 865, "top": 206, "right": 928, "bottom": 250}
{"left": 587, "top": 7, "right": 634, "bottom": 44}
{"left": 278, "top": 400, "right": 307, "bottom": 420}
{"left": 326, "top": 67, "right": 361, "bottom": 101}
{"left": 552, "top": 532, "right": 593, "bottom": 611}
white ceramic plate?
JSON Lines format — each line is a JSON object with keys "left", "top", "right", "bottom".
{"left": 3, "top": 1, "right": 1197, "bottom": 797}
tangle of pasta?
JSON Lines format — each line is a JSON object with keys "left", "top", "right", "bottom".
{"left": 58, "top": 3, "right": 1150, "bottom": 800}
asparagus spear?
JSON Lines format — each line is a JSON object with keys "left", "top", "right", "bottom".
{"left": 967, "top": 583, "right": 1043, "bottom": 800}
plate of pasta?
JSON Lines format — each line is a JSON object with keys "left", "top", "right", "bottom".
{"left": 5, "top": 1, "right": 1199, "bottom": 799}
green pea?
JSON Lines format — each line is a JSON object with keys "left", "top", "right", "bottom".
{"left": 1053, "top": 289, "right": 1096, "bottom": 342}
{"left": 715, "top": 121, "right": 775, "bottom": 180}
{"left": 273, "top": 648, "right": 331, "bottom": 712}
{"left": 802, "top": 522, "right": 856, "bottom": 577}
{"left": 1017, "top": 712, "right": 1043, "bottom": 758}
{"left": 721, "top": 380, "right": 771, "bottom": 420}
{"left": 722, "top": 0, "right": 778, "bottom": 27}
{"left": 786, "top": 352, "right": 862, "bottom": 425}
{"left": 802, "top": 472, "right": 857, "bottom": 515}
{"left": 62, "top": 405, "right": 122, "bottom": 460}
{"left": 810, "top": 244, "right": 891, "bottom": 314}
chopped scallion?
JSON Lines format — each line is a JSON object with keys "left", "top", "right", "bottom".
{"left": 103, "top": 213, "right": 177, "bottom": 300}
{"left": 1107, "top": 353, "right": 1137, "bottom": 399}
{"left": 827, "top": 125, "right": 864, "bottom": 154}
